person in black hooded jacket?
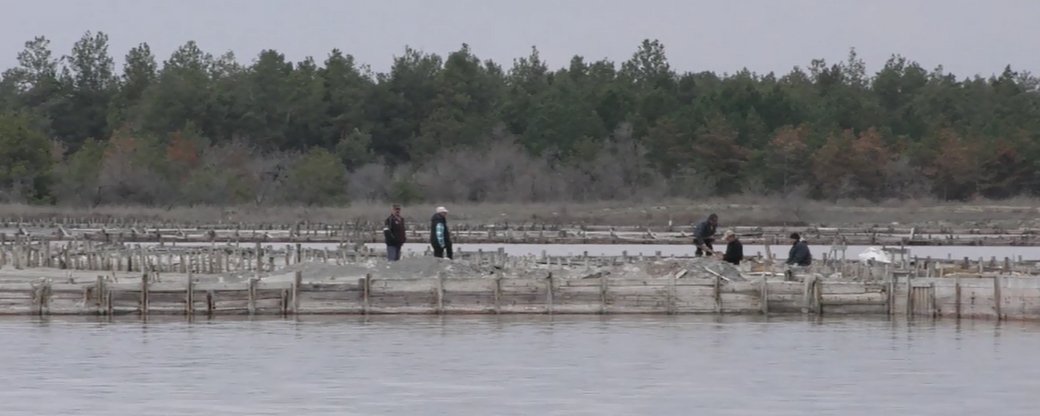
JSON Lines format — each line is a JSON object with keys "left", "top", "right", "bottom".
{"left": 786, "top": 233, "right": 812, "bottom": 266}
{"left": 383, "top": 204, "right": 406, "bottom": 261}
{"left": 430, "top": 206, "right": 453, "bottom": 259}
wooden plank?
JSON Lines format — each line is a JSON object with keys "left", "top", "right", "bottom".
{"left": 819, "top": 292, "right": 887, "bottom": 305}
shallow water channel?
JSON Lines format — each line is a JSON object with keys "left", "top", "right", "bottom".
{"left": 1, "top": 315, "right": 1038, "bottom": 415}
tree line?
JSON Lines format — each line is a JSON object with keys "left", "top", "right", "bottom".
{"left": 1, "top": 32, "right": 1039, "bottom": 207}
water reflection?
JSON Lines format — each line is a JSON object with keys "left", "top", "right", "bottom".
{"left": 0, "top": 315, "right": 1038, "bottom": 415}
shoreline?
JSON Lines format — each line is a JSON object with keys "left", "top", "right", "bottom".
{"left": 0, "top": 199, "right": 1036, "bottom": 228}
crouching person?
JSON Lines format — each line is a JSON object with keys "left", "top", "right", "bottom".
{"left": 784, "top": 232, "right": 812, "bottom": 280}
{"left": 721, "top": 230, "right": 743, "bottom": 265}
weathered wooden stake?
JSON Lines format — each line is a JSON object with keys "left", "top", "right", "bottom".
{"left": 206, "top": 290, "right": 215, "bottom": 316}
{"left": 362, "top": 273, "right": 371, "bottom": 314}
{"left": 905, "top": 274, "right": 913, "bottom": 318}
{"left": 760, "top": 278, "right": 769, "bottom": 315}
{"left": 95, "top": 275, "right": 105, "bottom": 315}
{"left": 140, "top": 272, "right": 150, "bottom": 316}
{"left": 248, "top": 277, "right": 257, "bottom": 315}
{"left": 667, "top": 273, "right": 677, "bottom": 315}
{"left": 814, "top": 278, "right": 823, "bottom": 316}
{"left": 929, "top": 282, "right": 937, "bottom": 318}
{"left": 713, "top": 275, "right": 722, "bottom": 314}
{"left": 600, "top": 275, "right": 609, "bottom": 314}
{"left": 185, "top": 274, "right": 194, "bottom": 316}
{"left": 493, "top": 276, "right": 501, "bottom": 314}
{"left": 546, "top": 273, "right": 554, "bottom": 315}
{"left": 994, "top": 275, "right": 1002, "bottom": 320}
{"left": 436, "top": 272, "right": 445, "bottom": 314}
{"left": 954, "top": 273, "right": 962, "bottom": 319}
{"left": 292, "top": 271, "right": 302, "bottom": 314}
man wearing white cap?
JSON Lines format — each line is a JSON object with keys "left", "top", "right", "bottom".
{"left": 430, "top": 206, "right": 453, "bottom": 259}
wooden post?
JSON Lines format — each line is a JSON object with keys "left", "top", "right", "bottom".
{"left": 760, "top": 278, "right": 769, "bottom": 315}
{"left": 546, "top": 273, "right": 554, "bottom": 315}
{"left": 185, "top": 273, "right": 195, "bottom": 316}
{"left": 993, "top": 275, "right": 1002, "bottom": 321}
{"left": 814, "top": 278, "right": 823, "bottom": 316}
{"left": 255, "top": 242, "right": 262, "bottom": 273}
{"left": 493, "top": 276, "right": 501, "bottom": 314}
{"left": 929, "top": 282, "right": 937, "bottom": 318}
{"left": 292, "top": 271, "right": 302, "bottom": 314}
{"left": 802, "top": 275, "right": 814, "bottom": 314}
{"left": 362, "top": 273, "right": 371, "bottom": 314}
{"left": 600, "top": 275, "right": 608, "bottom": 314}
{"left": 206, "top": 290, "right": 215, "bottom": 316}
{"left": 436, "top": 272, "right": 445, "bottom": 314}
{"left": 247, "top": 277, "right": 257, "bottom": 315}
{"left": 105, "top": 285, "right": 114, "bottom": 316}
{"left": 713, "top": 274, "right": 722, "bottom": 314}
{"left": 95, "top": 276, "right": 105, "bottom": 315}
{"left": 140, "top": 272, "right": 150, "bottom": 316}
{"left": 295, "top": 243, "right": 302, "bottom": 263}
{"left": 667, "top": 272, "right": 677, "bottom": 315}
{"left": 905, "top": 274, "right": 912, "bottom": 318}
{"left": 280, "top": 289, "right": 289, "bottom": 315}
{"left": 954, "top": 274, "right": 962, "bottom": 319}
{"left": 32, "top": 279, "right": 51, "bottom": 316}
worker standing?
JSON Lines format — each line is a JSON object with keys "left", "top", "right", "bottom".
{"left": 430, "top": 206, "right": 453, "bottom": 259}
{"left": 383, "top": 204, "right": 406, "bottom": 261}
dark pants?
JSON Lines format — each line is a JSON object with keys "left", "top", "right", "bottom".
{"left": 433, "top": 246, "right": 453, "bottom": 259}
{"left": 386, "top": 245, "right": 402, "bottom": 261}
{"left": 695, "top": 241, "right": 714, "bottom": 256}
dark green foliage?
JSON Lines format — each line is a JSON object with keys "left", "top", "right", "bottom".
{"left": 3, "top": 33, "right": 1040, "bottom": 206}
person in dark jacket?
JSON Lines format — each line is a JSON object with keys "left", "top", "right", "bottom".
{"left": 721, "top": 230, "right": 743, "bottom": 265}
{"left": 786, "top": 232, "right": 812, "bottom": 266}
{"left": 430, "top": 206, "right": 453, "bottom": 259}
{"left": 692, "top": 213, "right": 718, "bottom": 256}
{"left": 383, "top": 204, "right": 406, "bottom": 261}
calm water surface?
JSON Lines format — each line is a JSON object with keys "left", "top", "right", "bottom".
{"left": 2, "top": 315, "right": 1038, "bottom": 415}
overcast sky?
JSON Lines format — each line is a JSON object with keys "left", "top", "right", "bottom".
{"left": 2, "top": 0, "right": 1037, "bottom": 78}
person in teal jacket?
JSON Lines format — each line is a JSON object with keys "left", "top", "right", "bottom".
{"left": 429, "top": 206, "right": 453, "bottom": 259}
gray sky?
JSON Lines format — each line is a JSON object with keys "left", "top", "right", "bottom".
{"left": 3, "top": 0, "right": 1037, "bottom": 78}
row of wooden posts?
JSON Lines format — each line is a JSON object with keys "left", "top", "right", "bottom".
{"left": 17, "top": 272, "right": 846, "bottom": 317}
{"left": 3, "top": 238, "right": 1040, "bottom": 283}
{"left": 14, "top": 270, "right": 1029, "bottom": 321}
